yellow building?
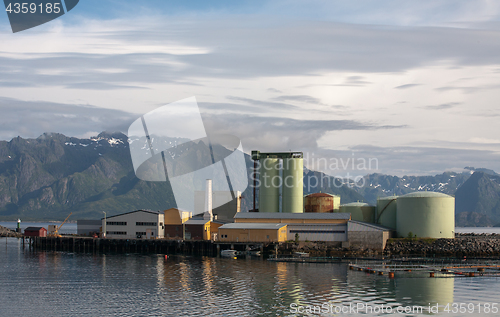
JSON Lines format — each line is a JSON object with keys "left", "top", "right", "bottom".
{"left": 218, "top": 223, "right": 288, "bottom": 243}
{"left": 164, "top": 208, "right": 191, "bottom": 225}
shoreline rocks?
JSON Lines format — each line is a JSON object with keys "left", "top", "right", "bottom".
{"left": 0, "top": 225, "right": 22, "bottom": 238}
{"left": 385, "top": 234, "right": 500, "bottom": 256}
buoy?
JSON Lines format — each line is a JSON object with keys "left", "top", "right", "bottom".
{"left": 164, "top": 255, "right": 168, "bottom": 260}
{"left": 429, "top": 272, "right": 435, "bottom": 278}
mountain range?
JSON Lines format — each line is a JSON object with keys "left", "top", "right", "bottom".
{"left": 0, "top": 132, "right": 498, "bottom": 226}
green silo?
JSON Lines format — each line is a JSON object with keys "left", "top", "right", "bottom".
{"left": 396, "top": 191, "right": 455, "bottom": 238}
{"left": 258, "top": 158, "right": 280, "bottom": 212}
{"left": 376, "top": 196, "right": 398, "bottom": 229}
{"left": 339, "top": 202, "right": 375, "bottom": 223}
{"left": 282, "top": 158, "right": 304, "bottom": 213}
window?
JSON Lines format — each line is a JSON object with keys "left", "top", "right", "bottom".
{"left": 266, "top": 235, "right": 270, "bottom": 239}
{"left": 136, "top": 232, "right": 146, "bottom": 236}
{"left": 107, "top": 231, "right": 127, "bottom": 235}
{"left": 107, "top": 222, "right": 127, "bottom": 226}
{"left": 136, "top": 222, "right": 157, "bottom": 226}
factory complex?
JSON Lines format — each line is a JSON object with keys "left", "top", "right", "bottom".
{"left": 76, "top": 150, "right": 456, "bottom": 251}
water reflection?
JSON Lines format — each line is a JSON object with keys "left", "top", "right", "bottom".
{"left": 0, "top": 238, "right": 498, "bottom": 316}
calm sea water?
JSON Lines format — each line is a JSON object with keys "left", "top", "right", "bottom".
{"left": 0, "top": 238, "right": 500, "bottom": 316}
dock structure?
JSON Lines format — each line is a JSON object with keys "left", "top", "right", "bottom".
{"left": 348, "top": 258, "right": 500, "bottom": 278}
{"left": 25, "top": 236, "right": 220, "bottom": 256}
{"left": 24, "top": 236, "right": 279, "bottom": 257}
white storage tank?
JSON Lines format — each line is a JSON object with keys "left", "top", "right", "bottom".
{"left": 376, "top": 196, "right": 398, "bottom": 230}
{"left": 396, "top": 191, "right": 455, "bottom": 238}
{"left": 339, "top": 202, "right": 375, "bottom": 223}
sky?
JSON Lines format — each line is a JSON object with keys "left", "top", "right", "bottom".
{"left": 1, "top": 0, "right": 500, "bottom": 177}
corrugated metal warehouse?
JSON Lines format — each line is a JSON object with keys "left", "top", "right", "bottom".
{"left": 347, "top": 221, "right": 393, "bottom": 251}
{"left": 287, "top": 223, "right": 347, "bottom": 242}
{"left": 233, "top": 212, "right": 350, "bottom": 242}
{"left": 77, "top": 220, "right": 101, "bottom": 236}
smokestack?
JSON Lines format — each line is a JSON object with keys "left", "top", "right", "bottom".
{"left": 204, "top": 179, "right": 213, "bottom": 220}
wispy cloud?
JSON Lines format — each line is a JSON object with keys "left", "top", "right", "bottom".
{"left": 394, "top": 83, "right": 421, "bottom": 89}
{"left": 424, "top": 102, "right": 461, "bottom": 110}
{"left": 0, "top": 97, "right": 135, "bottom": 141}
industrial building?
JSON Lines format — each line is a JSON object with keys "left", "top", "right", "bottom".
{"left": 77, "top": 220, "right": 101, "bottom": 236}
{"left": 183, "top": 215, "right": 224, "bottom": 240}
{"left": 232, "top": 212, "right": 351, "bottom": 242}
{"left": 218, "top": 223, "right": 288, "bottom": 243}
{"left": 102, "top": 210, "right": 165, "bottom": 239}
{"left": 163, "top": 207, "right": 192, "bottom": 238}
{"left": 347, "top": 221, "right": 392, "bottom": 251}
{"left": 164, "top": 182, "right": 226, "bottom": 241}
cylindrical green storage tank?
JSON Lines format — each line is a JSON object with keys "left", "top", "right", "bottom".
{"left": 376, "top": 196, "right": 398, "bottom": 229}
{"left": 282, "top": 158, "right": 303, "bottom": 213}
{"left": 396, "top": 191, "right": 455, "bottom": 238}
{"left": 339, "top": 202, "right": 375, "bottom": 223}
{"left": 258, "top": 158, "right": 280, "bottom": 213}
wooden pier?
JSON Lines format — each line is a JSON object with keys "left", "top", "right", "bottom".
{"left": 26, "top": 236, "right": 220, "bottom": 256}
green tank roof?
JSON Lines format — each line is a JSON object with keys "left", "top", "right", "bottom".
{"left": 377, "top": 196, "right": 398, "bottom": 200}
{"left": 341, "top": 202, "right": 371, "bottom": 207}
{"left": 399, "top": 191, "right": 453, "bottom": 199}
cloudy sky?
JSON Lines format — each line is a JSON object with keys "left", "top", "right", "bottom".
{"left": 1, "top": 0, "right": 500, "bottom": 177}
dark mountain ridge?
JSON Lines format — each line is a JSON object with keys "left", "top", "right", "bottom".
{"left": 0, "top": 132, "right": 364, "bottom": 221}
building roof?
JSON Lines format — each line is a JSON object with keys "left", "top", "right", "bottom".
{"left": 348, "top": 220, "right": 393, "bottom": 232}
{"left": 377, "top": 196, "right": 398, "bottom": 201}
{"left": 306, "top": 192, "right": 339, "bottom": 198}
{"left": 103, "top": 210, "right": 162, "bottom": 220}
{"left": 25, "top": 227, "right": 45, "bottom": 231}
{"left": 399, "top": 191, "right": 453, "bottom": 198}
{"left": 184, "top": 219, "right": 210, "bottom": 225}
{"left": 219, "top": 223, "right": 287, "bottom": 230}
{"left": 341, "top": 202, "right": 371, "bottom": 207}
{"left": 234, "top": 212, "right": 351, "bottom": 220}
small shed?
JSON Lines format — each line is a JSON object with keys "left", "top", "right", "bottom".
{"left": 24, "top": 227, "right": 47, "bottom": 237}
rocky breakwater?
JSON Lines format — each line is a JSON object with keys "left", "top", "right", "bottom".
{"left": 385, "top": 233, "right": 500, "bottom": 256}
{"left": 0, "top": 225, "right": 21, "bottom": 237}
{"left": 279, "top": 242, "right": 383, "bottom": 257}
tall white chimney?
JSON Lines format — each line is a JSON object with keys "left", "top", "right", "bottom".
{"left": 204, "top": 179, "right": 213, "bottom": 220}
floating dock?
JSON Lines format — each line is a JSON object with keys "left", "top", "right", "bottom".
{"left": 348, "top": 258, "right": 500, "bottom": 278}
